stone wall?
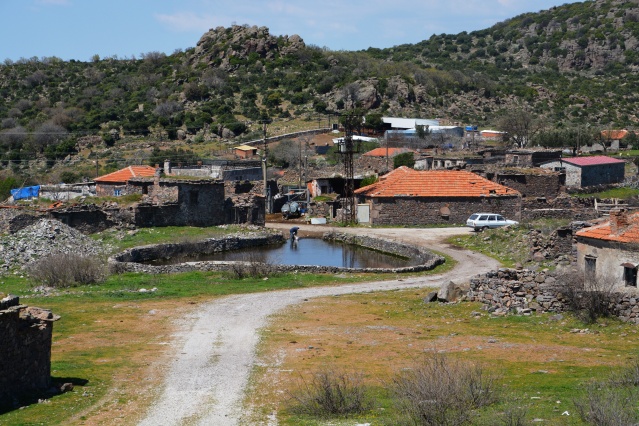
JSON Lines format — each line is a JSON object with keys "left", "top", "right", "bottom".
{"left": 468, "top": 268, "right": 639, "bottom": 324}
{"left": 366, "top": 195, "right": 522, "bottom": 225}
{"left": 495, "top": 171, "right": 564, "bottom": 200}
{"left": 0, "top": 296, "right": 59, "bottom": 409}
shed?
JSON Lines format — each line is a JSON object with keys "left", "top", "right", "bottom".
{"left": 234, "top": 144, "right": 258, "bottom": 159}
{"left": 539, "top": 155, "right": 625, "bottom": 188}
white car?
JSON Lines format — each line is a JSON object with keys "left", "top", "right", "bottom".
{"left": 466, "top": 213, "right": 518, "bottom": 231}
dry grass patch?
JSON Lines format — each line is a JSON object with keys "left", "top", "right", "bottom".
{"left": 247, "top": 289, "right": 639, "bottom": 425}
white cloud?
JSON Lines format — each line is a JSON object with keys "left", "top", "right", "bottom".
{"left": 35, "top": 0, "right": 70, "bottom": 5}
{"left": 154, "top": 12, "right": 221, "bottom": 33}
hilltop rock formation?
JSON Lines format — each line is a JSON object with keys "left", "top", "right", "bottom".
{"left": 190, "top": 24, "right": 305, "bottom": 70}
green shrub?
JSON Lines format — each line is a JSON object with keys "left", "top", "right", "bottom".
{"left": 287, "top": 367, "right": 372, "bottom": 418}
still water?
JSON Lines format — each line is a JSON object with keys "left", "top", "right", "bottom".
{"left": 150, "top": 238, "right": 418, "bottom": 269}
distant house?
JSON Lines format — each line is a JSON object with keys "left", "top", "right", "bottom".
{"left": 575, "top": 209, "right": 639, "bottom": 291}
{"left": 505, "top": 149, "right": 561, "bottom": 167}
{"left": 234, "top": 144, "right": 258, "bottom": 159}
{"left": 355, "top": 166, "right": 521, "bottom": 225}
{"left": 539, "top": 155, "right": 625, "bottom": 188}
{"left": 362, "top": 147, "right": 416, "bottom": 158}
{"left": 94, "top": 165, "right": 157, "bottom": 196}
{"left": 480, "top": 130, "right": 507, "bottom": 140}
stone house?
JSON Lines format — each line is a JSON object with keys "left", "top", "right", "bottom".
{"left": 126, "top": 176, "right": 265, "bottom": 227}
{"left": 493, "top": 168, "right": 565, "bottom": 199}
{"left": 505, "top": 149, "right": 561, "bottom": 167}
{"left": 354, "top": 166, "right": 521, "bottom": 226}
{"left": 575, "top": 209, "right": 639, "bottom": 291}
{"left": 94, "top": 165, "right": 157, "bottom": 196}
{"left": 540, "top": 155, "right": 625, "bottom": 188}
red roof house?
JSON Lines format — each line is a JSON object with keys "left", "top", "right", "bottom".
{"left": 540, "top": 155, "right": 625, "bottom": 188}
{"left": 576, "top": 209, "right": 639, "bottom": 290}
{"left": 354, "top": 167, "right": 521, "bottom": 225}
{"left": 362, "top": 147, "right": 416, "bottom": 158}
{"left": 94, "top": 165, "right": 157, "bottom": 196}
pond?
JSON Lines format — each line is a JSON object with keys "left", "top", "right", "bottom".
{"left": 146, "top": 238, "right": 419, "bottom": 269}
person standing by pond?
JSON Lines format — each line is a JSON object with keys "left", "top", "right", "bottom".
{"left": 289, "top": 226, "right": 300, "bottom": 240}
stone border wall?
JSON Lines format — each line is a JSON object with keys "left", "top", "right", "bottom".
{"left": 109, "top": 232, "right": 445, "bottom": 275}
{"left": 469, "top": 268, "right": 639, "bottom": 324}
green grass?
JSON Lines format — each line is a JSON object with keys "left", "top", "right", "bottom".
{"left": 91, "top": 225, "right": 253, "bottom": 253}
{"left": 0, "top": 245, "right": 454, "bottom": 425}
{"left": 571, "top": 186, "right": 639, "bottom": 199}
{"left": 258, "top": 290, "right": 639, "bottom": 426}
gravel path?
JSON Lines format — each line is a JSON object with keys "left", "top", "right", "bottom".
{"left": 138, "top": 226, "right": 499, "bottom": 426}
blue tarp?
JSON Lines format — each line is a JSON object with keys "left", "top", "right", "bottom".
{"left": 10, "top": 185, "right": 40, "bottom": 200}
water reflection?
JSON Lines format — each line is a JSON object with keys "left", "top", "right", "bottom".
{"left": 148, "top": 238, "right": 417, "bottom": 269}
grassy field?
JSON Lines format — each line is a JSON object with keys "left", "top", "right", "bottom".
{"left": 246, "top": 288, "right": 639, "bottom": 425}
{"left": 0, "top": 230, "right": 454, "bottom": 425}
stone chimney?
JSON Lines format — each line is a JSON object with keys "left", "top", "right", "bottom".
{"left": 610, "top": 208, "right": 629, "bottom": 234}
{"left": 164, "top": 159, "right": 171, "bottom": 175}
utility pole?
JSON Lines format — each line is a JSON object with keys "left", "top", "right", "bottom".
{"left": 259, "top": 118, "right": 272, "bottom": 213}
{"left": 338, "top": 112, "right": 361, "bottom": 224}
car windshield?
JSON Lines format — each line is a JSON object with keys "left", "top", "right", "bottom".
{"left": 469, "top": 214, "right": 479, "bottom": 220}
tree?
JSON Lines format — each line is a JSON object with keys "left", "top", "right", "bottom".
{"left": 393, "top": 152, "right": 415, "bottom": 169}
{"left": 364, "top": 112, "right": 384, "bottom": 134}
{"left": 496, "top": 108, "right": 542, "bottom": 148}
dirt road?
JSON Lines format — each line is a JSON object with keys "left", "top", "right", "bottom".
{"left": 138, "top": 226, "right": 499, "bottom": 426}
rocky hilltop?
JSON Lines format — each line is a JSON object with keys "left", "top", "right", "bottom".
{"left": 189, "top": 25, "right": 305, "bottom": 70}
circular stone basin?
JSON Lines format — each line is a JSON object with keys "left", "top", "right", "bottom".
{"left": 146, "top": 238, "right": 419, "bottom": 269}
{"left": 109, "top": 232, "right": 444, "bottom": 274}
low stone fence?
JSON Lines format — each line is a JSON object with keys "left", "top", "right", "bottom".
{"left": 468, "top": 268, "right": 639, "bottom": 324}
{"left": 110, "top": 232, "right": 444, "bottom": 275}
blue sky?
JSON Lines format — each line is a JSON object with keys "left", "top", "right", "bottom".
{"left": 2, "top": 0, "right": 581, "bottom": 62}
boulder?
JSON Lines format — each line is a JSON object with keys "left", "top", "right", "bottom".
{"left": 437, "top": 281, "right": 469, "bottom": 303}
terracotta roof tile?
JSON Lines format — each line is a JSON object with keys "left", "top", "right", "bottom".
{"left": 601, "top": 130, "right": 630, "bottom": 140}
{"left": 576, "top": 211, "right": 639, "bottom": 244}
{"left": 94, "top": 165, "right": 157, "bottom": 183}
{"left": 354, "top": 167, "right": 520, "bottom": 198}
{"left": 363, "top": 147, "right": 416, "bottom": 157}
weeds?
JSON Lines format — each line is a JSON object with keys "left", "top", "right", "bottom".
{"left": 574, "top": 382, "right": 639, "bottom": 426}
{"left": 228, "top": 251, "right": 277, "bottom": 279}
{"left": 555, "top": 269, "right": 617, "bottom": 324}
{"left": 287, "top": 367, "right": 372, "bottom": 418}
{"left": 391, "top": 353, "right": 500, "bottom": 426}
{"left": 28, "top": 253, "right": 107, "bottom": 287}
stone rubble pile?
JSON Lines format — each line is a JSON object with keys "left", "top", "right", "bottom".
{"left": 0, "top": 219, "right": 105, "bottom": 271}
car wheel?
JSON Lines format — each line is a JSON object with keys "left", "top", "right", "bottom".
{"left": 481, "top": 226, "right": 488, "bottom": 232}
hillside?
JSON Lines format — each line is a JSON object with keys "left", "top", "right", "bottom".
{"left": 0, "top": 0, "right": 638, "bottom": 180}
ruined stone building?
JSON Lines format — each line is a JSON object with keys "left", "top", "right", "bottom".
{"left": 0, "top": 296, "right": 59, "bottom": 409}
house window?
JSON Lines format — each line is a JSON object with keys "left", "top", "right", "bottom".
{"left": 114, "top": 189, "right": 121, "bottom": 196}
{"left": 623, "top": 263, "right": 637, "bottom": 287}
{"left": 585, "top": 255, "right": 597, "bottom": 279}
{"left": 554, "top": 167, "right": 565, "bottom": 172}
{"left": 513, "top": 155, "right": 519, "bottom": 164}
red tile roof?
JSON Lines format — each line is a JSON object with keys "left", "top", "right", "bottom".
{"left": 601, "top": 129, "right": 631, "bottom": 140}
{"left": 561, "top": 156, "right": 625, "bottom": 167}
{"left": 576, "top": 211, "right": 639, "bottom": 244}
{"left": 355, "top": 167, "right": 520, "bottom": 198}
{"left": 94, "top": 165, "right": 157, "bottom": 183}
{"left": 363, "top": 147, "right": 416, "bottom": 157}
